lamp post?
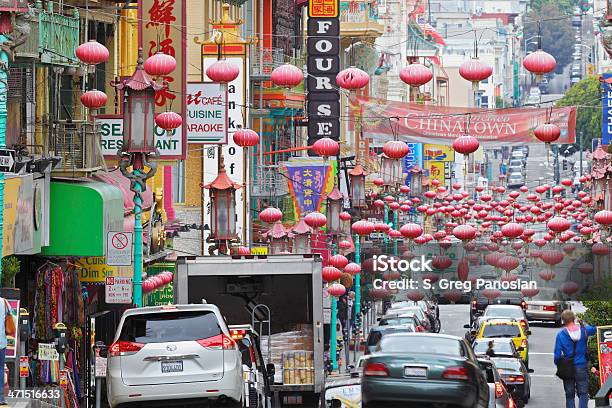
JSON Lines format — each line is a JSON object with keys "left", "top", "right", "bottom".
{"left": 326, "top": 186, "right": 344, "bottom": 371}
{"left": 115, "top": 51, "right": 161, "bottom": 307}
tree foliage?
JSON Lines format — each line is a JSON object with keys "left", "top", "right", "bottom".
{"left": 529, "top": 0, "right": 577, "bottom": 15}
{"left": 556, "top": 75, "right": 602, "bottom": 149}
{"left": 524, "top": 3, "right": 575, "bottom": 72}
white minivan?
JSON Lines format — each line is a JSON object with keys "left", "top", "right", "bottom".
{"left": 106, "top": 304, "right": 244, "bottom": 408}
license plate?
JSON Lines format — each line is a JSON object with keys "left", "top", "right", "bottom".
{"left": 161, "top": 360, "right": 183, "bottom": 373}
{"left": 530, "top": 305, "right": 543, "bottom": 310}
{"left": 404, "top": 366, "right": 427, "bottom": 377}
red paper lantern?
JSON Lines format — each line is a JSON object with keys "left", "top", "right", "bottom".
{"left": 81, "top": 90, "right": 107, "bottom": 109}
{"left": 452, "top": 224, "right": 476, "bottom": 241}
{"left": 593, "top": 243, "right": 610, "bottom": 256}
{"left": 482, "top": 289, "right": 501, "bottom": 300}
{"left": 452, "top": 135, "right": 480, "bottom": 155}
{"left": 336, "top": 66, "right": 369, "bottom": 90}
{"left": 76, "top": 40, "right": 109, "bottom": 65}
{"left": 270, "top": 63, "right": 303, "bottom": 88}
{"left": 459, "top": 58, "right": 493, "bottom": 82}
{"left": 322, "top": 266, "right": 342, "bottom": 282}
{"left": 305, "top": 211, "right": 327, "bottom": 228}
{"left": 432, "top": 255, "right": 452, "bottom": 270}
{"left": 540, "top": 249, "right": 564, "bottom": 265}
{"left": 561, "top": 178, "right": 573, "bottom": 187}
{"left": 534, "top": 123, "right": 560, "bottom": 143}
{"left": 382, "top": 140, "right": 409, "bottom": 159}
{"left": 344, "top": 262, "right": 361, "bottom": 276}
{"left": 562, "top": 281, "right": 580, "bottom": 296}
{"left": 497, "top": 255, "right": 519, "bottom": 272}
{"left": 327, "top": 283, "right": 346, "bottom": 297}
{"left": 399, "top": 63, "right": 433, "bottom": 86}
{"left": 443, "top": 290, "right": 464, "bottom": 303}
{"left": 311, "top": 137, "right": 340, "bottom": 157}
{"left": 400, "top": 223, "right": 423, "bottom": 239}
{"left": 155, "top": 111, "right": 182, "bottom": 130}
{"left": 352, "top": 220, "right": 375, "bottom": 236}
{"left": 523, "top": 50, "right": 556, "bottom": 76}
{"left": 457, "top": 258, "right": 470, "bottom": 281}
{"left": 521, "top": 288, "right": 540, "bottom": 298}
{"left": 259, "top": 207, "right": 283, "bottom": 223}
{"left": 406, "top": 290, "right": 425, "bottom": 301}
{"left": 547, "top": 216, "right": 571, "bottom": 233}
{"left": 233, "top": 128, "right": 260, "bottom": 147}
{"left": 144, "top": 52, "right": 177, "bottom": 76}
{"left": 328, "top": 254, "right": 349, "bottom": 269}
{"left": 578, "top": 262, "right": 593, "bottom": 275}
{"left": 501, "top": 222, "right": 524, "bottom": 238}
{"left": 338, "top": 240, "right": 352, "bottom": 250}
{"left": 595, "top": 210, "right": 612, "bottom": 226}
{"left": 339, "top": 212, "right": 352, "bottom": 222}
{"left": 539, "top": 270, "right": 556, "bottom": 281}
{"left": 206, "top": 60, "right": 240, "bottom": 83}
{"left": 373, "top": 178, "right": 385, "bottom": 187}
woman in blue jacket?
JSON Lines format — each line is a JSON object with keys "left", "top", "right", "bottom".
{"left": 554, "top": 309, "right": 597, "bottom": 408}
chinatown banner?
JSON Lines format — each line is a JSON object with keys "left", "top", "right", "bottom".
{"left": 356, "top": 96, "right": 577, "bottom": 144}
{"left": 138, "top": 0, "right": 187, "bottom": 160}
{"left": 285, "top": 162, "right": 334, "bottom": 219}
{"left": 597, "top": 325, "right": 612, "bottom": 385}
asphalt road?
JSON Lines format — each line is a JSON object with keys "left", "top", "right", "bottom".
{"left": 439, "top": 303, "right": 594, "bottom": 408}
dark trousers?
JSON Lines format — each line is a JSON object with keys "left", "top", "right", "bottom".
{"left": 563, "top": 365, "right": 589, "bottom": 408}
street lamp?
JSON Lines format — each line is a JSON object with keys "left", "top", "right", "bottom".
{"left": 115, "top": 50, "right": 162, "bottom": 308}
{"left": 410, "top": 165, "right": 424, "bottom": 196}
{"left": 326, "top": 186, "right": 344, "bottom": 233}
{"left": 349, "top": 164, "right": 367, "bottom": 208}
{"left": 202, "top": 150, "right": 241, "bottom": 255}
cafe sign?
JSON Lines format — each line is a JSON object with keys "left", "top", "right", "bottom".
{"left": 186, "top": 82, "right": 228, "bottom": 143}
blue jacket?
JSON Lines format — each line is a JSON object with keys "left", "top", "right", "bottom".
{"left": 554, "top": 324, "right": 596, "bottom": 367}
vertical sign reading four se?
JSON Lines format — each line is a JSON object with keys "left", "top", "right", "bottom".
{"left": 106, "top": 232, "right": 133, "bottom": 266}
{"left": 307, "top": 0, "right": 340, "bottom": 149}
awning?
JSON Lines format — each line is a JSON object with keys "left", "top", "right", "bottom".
{"left": 419, "top": 23, "right": 446, "bottom": 46}
{"left": 92, "top": 169, "right": 153, "bottom": 215}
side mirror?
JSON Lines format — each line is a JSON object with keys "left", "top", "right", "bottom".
{"left": 528, "top": 368, "right": 534, "bottom": 373}
{"left": 526, "top": 330, "right": 532, "bottom": 336}
{"left": 470, "top": 330, "right": 477, "bottom": 336}
{"left": 463, "top": 324, "right": 471, "bottom": 329}
{"left": 347, "top": 364, "right": 355, "bottom": 370}
{"left": 377, "top": 317, "right": 381, "bottom": 322}
{"left": 516, "top": 347, "right": 524, "bottom": 352}
{"left": 331, "top": 399, "right": 342, "bottom": 408}
{"left": 266, "top": 363, "right": 275, "bottom": 377}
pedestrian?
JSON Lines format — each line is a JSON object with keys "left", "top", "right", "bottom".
{"left": 486, "top": 341, "right": 496, "bottom": 357}
{"left": 0, "top": 296, "right": 13, "bottom": 406}
{"left": 554, "top": 309, "right": 597, "bottom": 408}
{"left": 337, "top": 296, "right": 348, "bottom": 335}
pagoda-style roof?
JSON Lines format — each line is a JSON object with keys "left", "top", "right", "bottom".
{"left": 263, "top": 221, "right": 289, "bottom": 239}
{"left": 325, "top": 186, "right": 344, "bottom": 201}
{"left": 349, "top": 163, "right": 368, "bottom": 176}
{"left": 592, "top": 145, "right": 611, "bottom": 161}
{"left": 115, "top": 49, "right": 164, "bottom": 92}
{"left": 291, "top": 218, "right": 313, "bottom": 235}
{"left": 203, "top": 154, "right": 242, "bottom": 190}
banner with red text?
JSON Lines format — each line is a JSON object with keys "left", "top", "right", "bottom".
{"left": 356, "top": 96, "right": 576, "bottom": 145}
{"left": 138, "top": 0, "right": 186, "bottom": 159}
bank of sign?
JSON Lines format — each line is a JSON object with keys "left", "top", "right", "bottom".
{"left": 187, "top": 82, "right": 228, "bottom": 143}
{"left": 602, "top": 73, "right": 612, "bottom": 145}
{"left": 96, "top": 115, "right": 182, "bottom": 160}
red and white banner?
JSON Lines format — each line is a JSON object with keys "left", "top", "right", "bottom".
{"left": 356, "top": 96, "right": 577, "bottom": 145}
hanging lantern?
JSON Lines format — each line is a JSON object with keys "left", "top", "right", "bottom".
{"left": 344, "top": 262, "right": 361, "bottom": 276}
{"left": 352, "top": 220, "right": 375, "bottom": 236}
{"left": 304, "top": 211, "right": 327, "bottom": 229}
{"left": 399, "top": 63, "right": 433, "bottom": 87}
{"left": 452, "top": 224, "right": 477, "bottom": 241}
{"left": 338, "top": 240, "right": 352, "bottom": 250}
{"left": 459, "top": 58, "right": 493, "bottom": 83}
{"left": 76, "top": 40, "right": 109, "bottom": 65}
{"left": 323, "top": 266, "right": 342, "bottom": 282}
{"left": 144, "top": 52, "right": 177, "bottom": 77}
{"left": 452, "top": 135, "right": 480, "bottom": 155}
{"left": 501, "top": 222, "right": 524, "bottom": 238}
{"left": 311, "top": 137, "right": 340, "bottom": 157}
{"left": 259, "top": 207, "right": 283, "bottom": 223}
{"left": 349, "top": 164, "right": 367, "bottom": 208}
{"left": 400, "top": 223, "right": 423, "bottom": 239}
{"left": 155, "top": 111, "right": 182, "bottom": 130}
{"left": 336, "top": 66, "right": 369, "bottom": 90}
{"left": 81, "top": 90, "right": 107, "bottom": 109}
{"left": 329, "top": 254, "right": 349, "bottom": 269}
{"left": 380, "top": 154, "right": 398, "bottom": 186}
{"left": 534, "top": 123, "right": 560, "bottom": 143}
{"left": 326, "top": 187, "right": 344, "bottom": 233}
{"left": 233, "top": 128, "right": 260, "bottom": 147}
{"left": 594, "top": 210, "right": 612, "bottom": 226}
{"left": 523, "top": 50, "right": 556, "bottom": 81}
{"left": 206, "top": 60, "right": 240, "bottom": 83}
{"left": 271, "top": 63, "right": 304, "bottom": 88}
{"left": 383, "top": 140, "right": 409, "bottom": 160}
{"left": 547, "top": 216, "right": 571, "bottom": 233}
{"left": 327, "top": 283, "right": 346, "bottom": 297}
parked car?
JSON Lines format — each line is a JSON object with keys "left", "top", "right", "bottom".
{"left": 509, "top": 159, "right": 524, "bottom": 168}
{"left": 385, "top": 306, "right": 432, "bottom": 331}
{"left": 320, "top": 374, "right": 361, "bottom": 407}
{"left": 525, "top": 300, "right": 570, "bottom": 326}
{"left": 106, "top": 304, "right": 244, "bottom": 408}
{"left": 490, "top": 356, "right": 533, "bottom": 407}
{"left": 365, "top": 325, "right": 416, "bottom": 355}
{"left": 470, "top": 291, "right": 526, "bottom": 324}
{"left": 378, "top": 313, "right": 427, "bottom": 332}
{"left": 508, "top": 165, "right": 525, "bottom": 177}
{"left": 481, "top": 305, "right": 529, "bottom": 334}
{"left": 472, "top": 338, "right": 522, "bottom": 359}
{"left": 361, "top": 333, "right": 490, "bottom": 407}
{"left": 478, "top": 358, "right": 515, "bottom": 408}
{"left": 473, "top": 319, "right": 531, "bottom": 368}
{"left": 507, "top": 174, "right": 524, "bottom": 189}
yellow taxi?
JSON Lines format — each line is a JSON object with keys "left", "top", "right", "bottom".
{"left": 476, "top": 319, "right": 530, "bottom": 367}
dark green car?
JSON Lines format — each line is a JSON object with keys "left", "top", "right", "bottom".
{"left": 361, "top": 333, "right": 490, "bottom": 408}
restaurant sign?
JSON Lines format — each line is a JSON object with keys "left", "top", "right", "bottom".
{"left": 186, "top": 82, "right": 228, "bottom": 143}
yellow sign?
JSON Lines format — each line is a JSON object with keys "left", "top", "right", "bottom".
{"left": 309, "top": 0, "right": 339, "bottom": 17}
{"left": 425, "top": 161, "right": 445, "bottom": 184}
{"left": 250, "top": 247, "right": 268, "bottom": 255}
{"left": 424, "top": 144, "right": 455, "bottom": 162}
{"left": 2, "top": 177, "right": 20, "bottom": 257}
{"left": 75, "top": 257, "right": 132, "bottom": 284}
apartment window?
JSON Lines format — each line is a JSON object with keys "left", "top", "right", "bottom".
{"left": 480, "top": 95, "right": 489, "bottom": 108}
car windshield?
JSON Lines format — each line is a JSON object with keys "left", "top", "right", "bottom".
{"left": 484, "top": 307, "right": 524, "bottom": 319}
{"left": 379, "top": 336, "right": 463, "bottom": 356}
{"left": 491, "top": 358, "right": 522, "bottom": 372}
{"left": 380, "top": 317, "right": 416, "bottom": 326}
{"left": 482, "top": 324, "right": 521, "bottom": 338}
{"left": 119, "top": 311, "right": 222, "bottom": 343}
{"left": 473, "top": 340, "right": 514, "bottom": 355}
{"left": 393, "top": 307, "right": 425, "bottom": 319}
{"left": 369, "top": 327, "right": 415, "bottom": 345}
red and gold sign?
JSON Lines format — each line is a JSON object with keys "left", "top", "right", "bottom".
{"left": 309, "top": 0, "right": 339, "bottom": 17}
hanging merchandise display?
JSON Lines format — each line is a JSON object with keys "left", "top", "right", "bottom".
{"left": 31, "top": 263, "right": 85, "bottom": 406}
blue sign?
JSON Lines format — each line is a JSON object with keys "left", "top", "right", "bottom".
{"left": 602, "top": 73, "right": 612, "bottom": 145}
{"left": 403, "top": 143, "right": 423, "bottom": 186}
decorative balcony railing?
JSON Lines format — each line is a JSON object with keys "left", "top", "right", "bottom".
{"left": 340, "top": 0, "right": 379, "bottom": 23}
{"left": 38, "top": 1, "right": 80, "bottom": 66}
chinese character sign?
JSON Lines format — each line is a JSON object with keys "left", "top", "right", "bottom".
{"left": 138, "top": 0, "right": 186, "bottom": 159}
{"left": 285, "top": 164, "right": 332, "bottom": 218}
{"left": 309, "top": 0, "right": 339, "bottom": 17}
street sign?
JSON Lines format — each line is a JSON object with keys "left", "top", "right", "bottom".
{"left": 19, "top": 356, "right": 28, "bottom": 378}
{"left": 250, "top": 247, "right": 268, "bottom": 255}
{"left": 59, "top": 370, "right": 68, "bottom": 389}
{"left": 105, "top": 276, "right": 133, "bottom": 304}
{"left": 37, "top": 343, "right": 59, "bottom": 361}
{"left": 0, "top": 149, "right": 15, "bottom": 172}
{"left": 106, "top": 231, "right": 133, "bottom": 266}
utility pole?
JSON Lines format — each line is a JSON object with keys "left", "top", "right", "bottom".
{"left": 579, "top": 132, "right": 583, "bottom": 178}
